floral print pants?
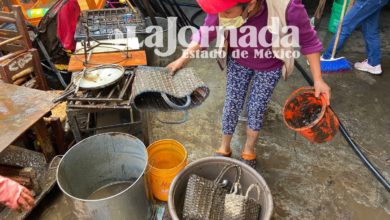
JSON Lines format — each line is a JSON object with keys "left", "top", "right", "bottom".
{"left": 222, "top": 57, "right": 281, "bottom": 135}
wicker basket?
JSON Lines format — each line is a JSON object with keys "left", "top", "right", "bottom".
{"left": 182, "top": 164, "right": 241, "bottom": 220}
{"left": 131, "top": 66, "right": 209, "bottom": 111}
{"left": 223, "top": 184, "right": 262, "bottom": 220}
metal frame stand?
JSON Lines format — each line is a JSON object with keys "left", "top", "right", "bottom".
{"left": 67, "top": 106, "right": 150, "bottom": 145}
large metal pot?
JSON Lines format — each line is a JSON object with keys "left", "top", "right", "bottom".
{"left": 168, "top": 157, "right": 274, "bottom": 220}
{"left": 57, "top": 133, "right": 151, "bottom": 219}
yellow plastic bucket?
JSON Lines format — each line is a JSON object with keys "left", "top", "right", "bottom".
{"left": 147, "top": 139, "right": 188, "bottom": 201}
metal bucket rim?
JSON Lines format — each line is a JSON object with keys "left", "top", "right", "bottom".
{"left": 56, "top": 132, "right": 148, "bottom": 202}
{"left": 167, "top": 156, "right": 274, "bottom": 220}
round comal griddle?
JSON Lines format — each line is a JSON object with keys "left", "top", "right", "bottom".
{"left": 77, "top": 65, "right": 125, "bottom": 90}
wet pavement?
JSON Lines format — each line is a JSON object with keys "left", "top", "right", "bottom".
{"left": 148, "top": 6, "right": 390, "bottom": 219}
{"left": 28, "top": 3, "right": 390, "bottom": 220}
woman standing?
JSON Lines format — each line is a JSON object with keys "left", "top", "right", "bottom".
{"left": 167, "top": 0, "right": 331, "bottom": 168}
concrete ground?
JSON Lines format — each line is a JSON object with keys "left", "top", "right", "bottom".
{"left": 28, "top": 3, "right": 390, "bottom": 220}
{"left": 151, "top": 5, "right": 390, "bottom": 219}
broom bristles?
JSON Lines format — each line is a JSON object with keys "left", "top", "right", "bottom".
{"left": 321, "top": 57, "right": 352, "bottom": 73}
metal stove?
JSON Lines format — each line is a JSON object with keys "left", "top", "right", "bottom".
{"left": 62, "top": 67, "right": 149, "bottom": 144}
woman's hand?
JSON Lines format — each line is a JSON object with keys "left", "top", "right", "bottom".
{"left": 166, "top": 56, "right": 190, "bottom": 75}
{"left": 167, "top": 41, "right": 201, "bottom": 75}
{"left": 17, "top": 187, "right": 35, "bottom": 212}
{"left": 314, "top": 79, "right": 331, "bottom": 106}
{"left": 0, "top": 176, "right": 35, "bottom": 212}
{"left": 306, "top": 53, "right": 331, "bottom": 106}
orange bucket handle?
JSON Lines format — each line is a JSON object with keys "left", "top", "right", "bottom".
{"left": 290, "top": 86, "right": 314, "bottom": 96}
{"left": 290, "top": 86, "right": 325, "bottom": 98}
{"left": 287, "top": 86, "right": 327, "bottom": 104}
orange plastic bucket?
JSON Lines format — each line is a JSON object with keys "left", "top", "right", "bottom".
{"left": 147, "top": 139, "right": 188, "bottom": 201}
{"left": 283, "top": 87, "right": 339, "bottom": 143}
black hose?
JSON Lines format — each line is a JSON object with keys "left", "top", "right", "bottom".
{"left": 295, "top": 61, "right": 390, "bottom": 192}
{"left": 165, "top": 0, "right": 188, "bottom": 27}
{"left": 150, "top": 0, "right": 169, "bottom": 17}
{"left": 338, "top": 124, "right": 390, "bottom": 192}
{"left": 190, "top": 9, "right": 204, "bottom": 29}
{"left": 141, "top": 0, "right": 157, "bottom": 25}
{"left": 171, "top": 0, "right": 195, "bottom": 26}
{"left": 174, "top": 2, "right": 199, "bottom": 8}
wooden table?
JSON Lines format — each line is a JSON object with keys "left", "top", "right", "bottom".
{"left": 68, "top": 50, "right": 148, "bottom": 72}
{"left": 0, "top": 82, "right": 57, "bottom": 160}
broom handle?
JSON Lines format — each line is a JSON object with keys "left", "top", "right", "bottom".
{"left": 331, "top": 0, "right": 349, "bottom": 58}
{"left": 348, "top": 0, "right": 355, "bottom": 11}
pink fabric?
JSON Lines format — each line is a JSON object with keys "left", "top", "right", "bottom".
{"left": 196, "top": 0, "right": 251, "bottom": 14}
{"left": 0, "top": 176, "right": 23, "bottom": 210}
{"left": 57, "top": 0, "right": 81, "bottom": 51}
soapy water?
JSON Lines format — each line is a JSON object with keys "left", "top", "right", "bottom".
{"left": 288, "top": 96, "right": 323, "bottom": 128}
{"left": 87, "top": 179, "right": 136, "bottom": 200}
{"left": 296, "top": 103, "right": 322, "bottom": 127}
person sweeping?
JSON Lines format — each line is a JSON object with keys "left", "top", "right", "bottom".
{"left": 167, "top": 0, "right": 331, "bottom": 168}
{"left": 322, "top": 0, "right": 389, "bottom": 75}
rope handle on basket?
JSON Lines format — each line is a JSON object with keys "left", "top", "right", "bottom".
{"left": 230, "top": 182, "right": 242, "bottom": 194}
{"left": 245, "top": 184, "right": 261, "bottom": 201}
{"left": 206, "top": 165, "right": 242, "bottom": 219}
{"left": 214, "top": 164, "right": 242, "bottom": 186}
{"left": 161, "top": 93, "right": 192, "bottom": 110}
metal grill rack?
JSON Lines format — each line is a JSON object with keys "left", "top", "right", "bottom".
{"left": 66, "top": 69, "right": 135, "bottom": 109}
{"left": 75, "top": 8, "right": 146, "bottom": 41}
{"left": 64, "top": 68, "right": 149, "bottom": 144}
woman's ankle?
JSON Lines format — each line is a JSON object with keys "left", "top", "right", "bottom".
{"left": 242, "top": 145, "right": 255, "bottom": 155}
{"left": 217, "top": 145, "right": 231, "bottom": 153}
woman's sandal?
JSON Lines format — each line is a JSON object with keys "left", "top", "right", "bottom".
{"left": 240, "top": 153, "right": 257, "bottom": 169}
{"left": 213, "top": 150, "right": 232, "bottom": 157}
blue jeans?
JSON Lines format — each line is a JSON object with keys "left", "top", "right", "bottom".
{"left": 323, "top": 0, "right": 389, "bottom": 66}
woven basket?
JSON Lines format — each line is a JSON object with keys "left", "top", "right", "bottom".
{"left": 223, "top": 184, "right": 262, "bottom": 220}
{"left": 182, "top": 164, "right": 242, "bottom": 220}
{"left": 131, "top": 66, "right": 209, "bottom": 111}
